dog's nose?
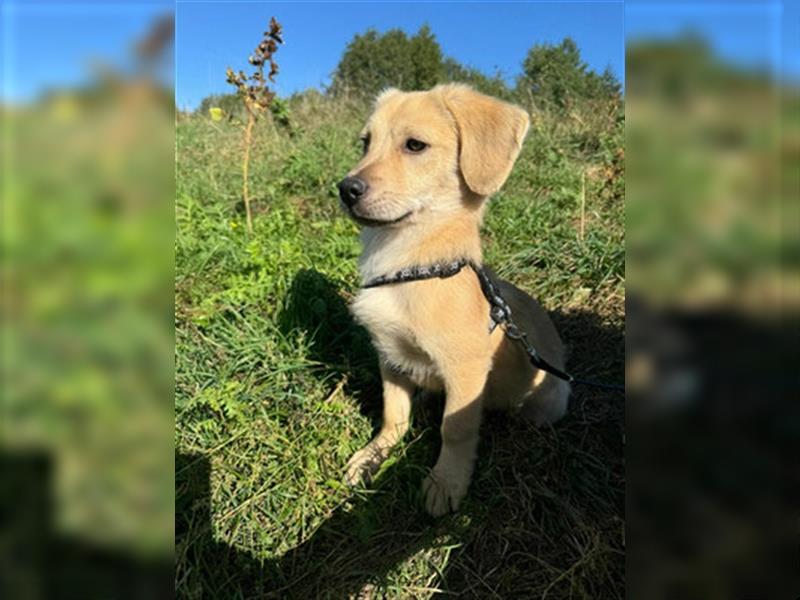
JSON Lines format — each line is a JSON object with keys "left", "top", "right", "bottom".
{"left": 338, "top": 176, "right": 368, "bottom": 208}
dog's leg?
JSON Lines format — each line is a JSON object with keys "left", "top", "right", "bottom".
{"left": 422, "top": 365, "right": 487, "bottom": 517}
{"left": 520, "top": 372, "right": 570, "bottom": 426}
{"left": 344, "top": 364, "right": 413, "bottom": 486}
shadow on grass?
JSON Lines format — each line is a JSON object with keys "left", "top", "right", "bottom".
{"left": 277, "top": 269, "right": 382, "bottom": 422}
{"left": 176, "top": 449, "right": 450, "bottom": 599}
{"left": 1, "top": 451, "right": 172, "bottom": 600}
{"left": 176, "top": 269, "right": 625, "bottom": 598}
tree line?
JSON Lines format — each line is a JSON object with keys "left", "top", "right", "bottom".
{"left": 198, "top": 25, "right": 620, "bottom": 115}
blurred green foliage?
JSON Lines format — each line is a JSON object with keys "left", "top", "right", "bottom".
{"left": 626, "top": 34, "right": 798, "bottom": 308}
{"left": 2, "top": 81, "right": 175, "bottom": 557}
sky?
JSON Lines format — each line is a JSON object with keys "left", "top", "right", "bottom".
{"left": 174, "top": 1, "right": 625, "bottom": 111}
{"left": 626, "top": 0, "right": 799, "bottom": 81}
{"left": 1, "top": 1, "right": 797, "bottom": 106}
{"left": 1, "top": 1, "right": 173, "bottom": 103}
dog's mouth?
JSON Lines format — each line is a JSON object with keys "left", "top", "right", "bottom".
{"left": 348, "top": 209, "right": 413, "bottom": 227}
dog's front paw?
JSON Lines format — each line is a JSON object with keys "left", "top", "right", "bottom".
{"left": 344, "top": 443, "right": 387, "bottom": 487}
{"left": 421, "top": 467, "right": 469, "bottom": 517}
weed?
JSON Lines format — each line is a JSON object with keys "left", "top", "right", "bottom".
{"left": 225, "top": 17, "right": 284, "bottom": 233}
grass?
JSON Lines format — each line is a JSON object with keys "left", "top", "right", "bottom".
{"left": 175, "top": 91, "right": 624, "bottom": 598}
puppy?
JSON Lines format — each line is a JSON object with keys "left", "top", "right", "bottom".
{"left": 338, "top": 84, "right": 569, "bottom": 516}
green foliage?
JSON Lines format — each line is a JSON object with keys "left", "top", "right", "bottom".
{"left": 7, "top": 89, "right": 175, "bottom": 558}
{"left": 198, "top": 93, "right": 243, "bottom": 118}
{"left": 269, "top": 96, "right": 292, "bottom": 129}
{"left": 408, "top": 25, "right": 443, "bottom": 91}
{"left": 517, "top": 37, "right": 620, "bottom": 110}
{"left": 330, "top": 25, "right": 444, "bottom": 96}
{"left": 195, "top": 92, "right": 293, "bottom": 130}
{"left": 441, "top": 57, "right": 514, "bottom": 100}
{"left": 328, "top": 24, "right": 517, "bottom": 100}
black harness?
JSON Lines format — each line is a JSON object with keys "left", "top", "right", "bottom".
{"left": 362, "top": 259, "right": 624, "bottom": 393}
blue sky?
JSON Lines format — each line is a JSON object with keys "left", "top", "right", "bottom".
{"left": 626, "top": 0, "right": 799, "bottom": 81}
{"left": 175, "top": 1, "right": 625, "bottom": 110}
{"left": 2, "top": 1, "right": 797, "bottom": 106}
{"left": 1, "top": 1, "right": 173, "bottom": 103}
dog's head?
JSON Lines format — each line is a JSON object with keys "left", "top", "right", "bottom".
{"left": 338, "top": 84, "right": 530, "bottom": 227}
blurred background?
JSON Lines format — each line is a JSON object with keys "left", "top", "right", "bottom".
{"left": 625, "top": 0, "right": 799, "bottom": 597}
{"left": 1, "top": 1, "right": 174, "bottom": 597}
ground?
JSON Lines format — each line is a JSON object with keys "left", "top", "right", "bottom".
{"left": 175, "top": 92, "right": 624, "bottom": 599}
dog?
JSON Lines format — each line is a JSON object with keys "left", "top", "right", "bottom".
{"left": 338, "top": 84, "right": 569, "bottom": 516}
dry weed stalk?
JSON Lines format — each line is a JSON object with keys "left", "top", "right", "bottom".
{"left": 226, "top": 17, "right": 283, "bottom": 233}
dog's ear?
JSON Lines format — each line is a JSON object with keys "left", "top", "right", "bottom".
{"left": 439, "top": 84, "right": 530, "bottom": 197}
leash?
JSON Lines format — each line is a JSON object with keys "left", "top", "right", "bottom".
{"left": 362, "top": 259, "right": 625, "bottom": 393}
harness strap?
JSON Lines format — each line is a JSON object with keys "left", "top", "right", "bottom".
{"left": 361, "top": 259, "right": 624, "bottom": 393}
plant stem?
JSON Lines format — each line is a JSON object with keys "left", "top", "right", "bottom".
{"left": 579, "top": 170, "right": 586, "bottom": 242}
{"left": 242, "top": 108, "right": 255, "bottom": 233}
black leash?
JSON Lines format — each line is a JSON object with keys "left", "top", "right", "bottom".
{"left": 362, "top": 259, "right": 624, "bottom": 393}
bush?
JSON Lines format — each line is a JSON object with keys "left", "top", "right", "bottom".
{"left": 441, "top": 58, "right": 513, "bottom": 100}
{"left": 516, "top": 37, "right": 620, "bottom": 111}
{"left": 198, "top": 93, "right": 243, "bottom": 119}
{"left": 330, "top": 25, "right": 444, "bottom": 97}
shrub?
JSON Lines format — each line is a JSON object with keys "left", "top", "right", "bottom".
{"left": 516, "top": 37, "right": 620, "bottom": 111}
{"left": 330, "top": 25, "right": 444, "bottom": 97}
{"left": 441, "top": 58, "right": 513, "bottom": 100}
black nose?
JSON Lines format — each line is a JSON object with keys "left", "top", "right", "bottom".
{"left": 338, "top": 176, "right": 368, "bottom": 208}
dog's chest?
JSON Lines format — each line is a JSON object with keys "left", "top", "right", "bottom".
{"left": 351, "top": 288, "right": 442, "bottom": 389}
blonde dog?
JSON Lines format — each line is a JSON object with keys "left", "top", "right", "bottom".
{"left": 338, "top": 84, "right": 569, "bottom": 516}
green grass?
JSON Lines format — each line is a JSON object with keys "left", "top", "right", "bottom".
{"left": 176, "top": 92, "right": 624, "bottom": 598}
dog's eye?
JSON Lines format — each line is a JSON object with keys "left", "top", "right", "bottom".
{"left": 360, "top": 134, "right": 370, "bottom": 155}
{"left": 405, "top": 138, "right": 428, "bottom": 153}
